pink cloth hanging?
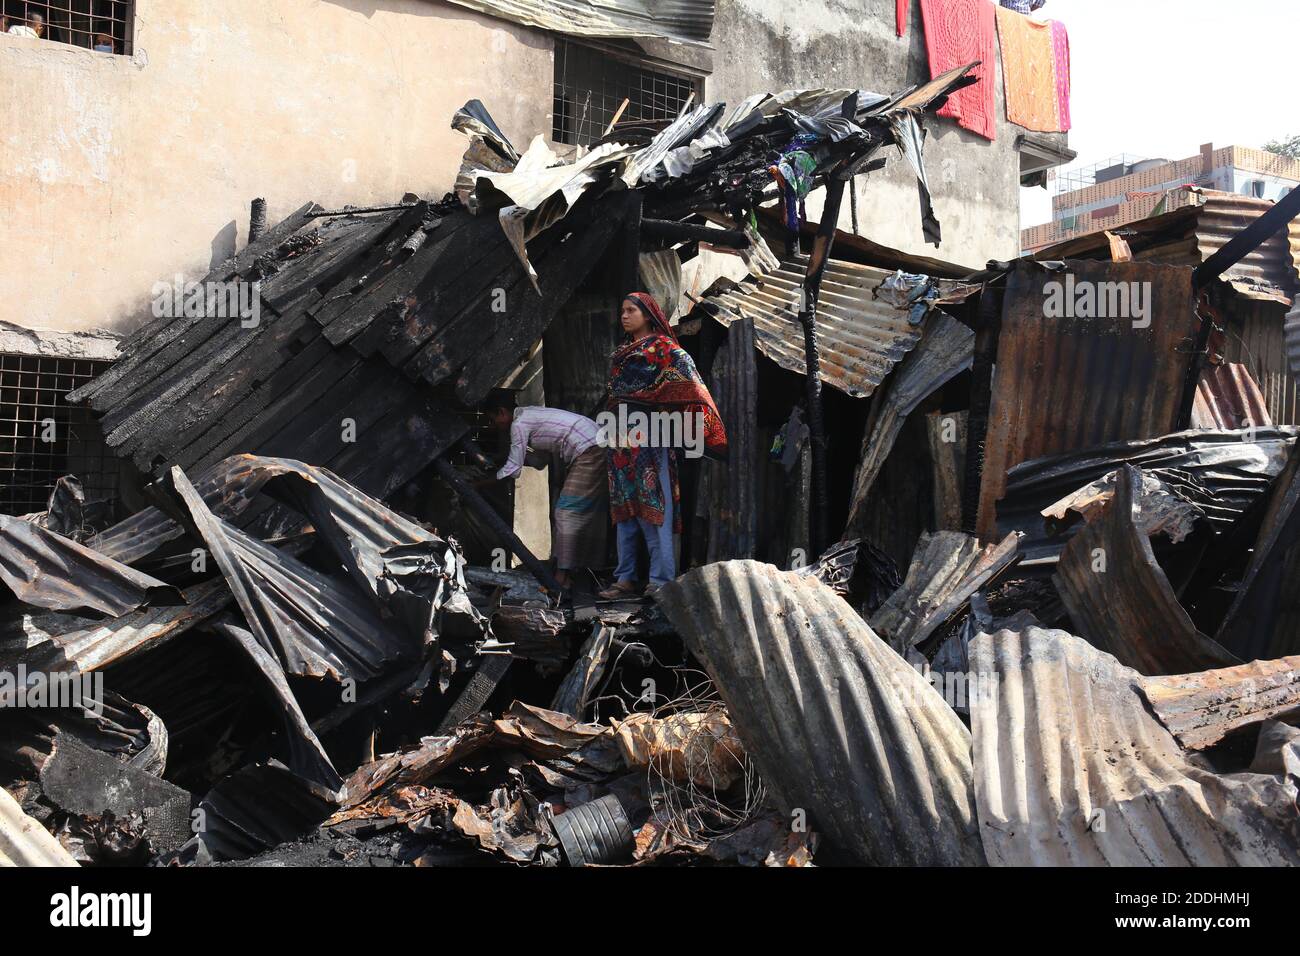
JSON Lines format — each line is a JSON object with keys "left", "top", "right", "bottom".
{"left": 1051, "top": 19, "right": 1071, "bottom": 130}
{"left": 898, "top": 0, "right": 910, "bottom": 36}
{"left": 919, "top": 0, "right": 997, "bottom": 141}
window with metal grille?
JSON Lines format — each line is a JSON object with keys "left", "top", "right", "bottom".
{"left": 0, "top": 354, "right": 118, "bottom": 516}
{"left": 2, "top": 1, "right": 134, "bottom": 56}
{"left": 553, "top": 39, "right": 699, "bottom": 147}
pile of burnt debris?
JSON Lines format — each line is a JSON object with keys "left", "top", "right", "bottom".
{"left": 4, "top": 66, "right": 1300, "bottom": 866}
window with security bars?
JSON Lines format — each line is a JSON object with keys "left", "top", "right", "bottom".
{"left": 2, "top": 0, "right": 134, "bottom": 55}
{"left": 553, "top": 39, "right": 699, "bottom": 147}
{"left": 0, "top": 354, "right": 118, "bottom": 517}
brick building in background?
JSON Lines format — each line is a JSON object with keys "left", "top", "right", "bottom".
{"left": 1023, "top": 143, "right": 1300, "bottom": 252}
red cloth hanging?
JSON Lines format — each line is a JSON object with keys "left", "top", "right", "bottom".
{"left": 919, "top": 0, "right": 997, "bottom": 141}
{"left": 898, "top": 0, "right": 910, "bottom": 36}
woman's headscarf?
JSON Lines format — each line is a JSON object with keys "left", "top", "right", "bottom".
{"left": 624, "top": 292, "right": 677, "bottom": 343}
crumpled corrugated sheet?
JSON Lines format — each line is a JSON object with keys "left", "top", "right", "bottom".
{"left": 969, "top": 624, "right": 1300, "bottom": 866}
{"left": 659, "top": 560, "right": 986, "bottom": 866}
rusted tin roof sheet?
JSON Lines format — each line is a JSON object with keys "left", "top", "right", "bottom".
{"left": 969, "top": 624, "right": 1300, "bottom": 866}
{"left": 703, "top": 257, "right": 940, "bottom": 398}
{"left": 1041, "top": 467, "right": 1203, "bottom": 543}
{"left": 1190, "top": 362, "right": 1273, "bottom": 430}
{"left": 659, "top": 560, "right": 985, "bottom": 866}
{"left": 1287, "top": 300, "right": 1300, "bottom": 378}
{"left": 1053, "top": 466, "right": 1239, "bottom": 676}
{"left": 978, "top": 260, "right": 1200, "bottom": 538}
{"left": 1139, "top": 655, "right": 1300, "bottom": 752}
{"left": 445, "top": 0, "right": 714, "bottom": 45}
{"left": 1034, "top": 190, "right": 1300, "bottom": 306}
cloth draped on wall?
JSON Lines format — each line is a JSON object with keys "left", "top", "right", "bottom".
{"left": 606, "top": 292, "right": 726, "bottom": 531}
{"left": 919, "top": 0, "right": 997, "bottom": 142}
{"left": 1050, "top": 18, "right": 1071, "bottom": 129}
{"left": 897, "top": 0, "right": 910, "bottom": 37}
{"left": 994, "top": 5, "right": 1071, "bottom": 133}
{"left": 999, "top": 0, "right": 1045, "bottom": 12}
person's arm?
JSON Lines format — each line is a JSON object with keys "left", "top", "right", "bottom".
{"left": 495, "top": 417, "right": 529, "bottom": 480}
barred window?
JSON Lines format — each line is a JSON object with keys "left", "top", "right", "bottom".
{"left": 2, "top": 1, "right": 134, "bottom": 56}
{"left": 0, "top": 354, "right": 118, "bottom": 517}
{"left": 553, "top": 38, "right": 699, "bottom": 148}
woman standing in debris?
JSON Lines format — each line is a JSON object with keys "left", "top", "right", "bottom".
{"left": 598, "top": 292, "right": 726, "bottom": 598}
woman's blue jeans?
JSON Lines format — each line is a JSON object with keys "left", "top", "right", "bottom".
{"left": 613, "top": 446, "right": 676, "bottom": 586}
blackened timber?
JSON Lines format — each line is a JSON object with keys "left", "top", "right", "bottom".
{"left": 260, "top": 206, "right": 424, "bottom": 314}
{"left": 364, "top": 214, "right": 517, "bottom": 366}
{"left": 436, "top": 654, "right": 514, "bottom": 733}
{"left": 406, "top": 193, "right": 620, "bottom": 388}
{"left": 70, "top": 202, "right": 321, "bottom": 412}
{"left": 313, "top": 212, "right": 480, "bottom": 347}
{"left": 433, "top": 454, "right": 565, "bottom": 595}
{"left": 456, "top": 194, "right": 632, "bottom": 403}
{"left": 151, "top": 301, "right": 323, "bottom": 463}
{"left": 797, "top": 94, "right": 857, "bottom": 557}
{"left": 186, "top": 348, "right": 363, "bottom": 473}
{"left": 641, "top": 218, "right": 748, "bottom": 249}
{"left": 163, "top": 327, "right": 336, "bottom": 466}
{"left": 962, "top": 285, "right": 1002, "bottom": 534}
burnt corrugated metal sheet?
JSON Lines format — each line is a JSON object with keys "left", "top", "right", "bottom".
{"left": 0, "top": 514, "right": 182, "bottom": 616}
{"left": 997, "top": 426, "right": 1296, "bottom": 562}
{"left": 704, "top": 316, "right": 759, "bottom": 561}
{"left": 1053, "top": 465, "right": 1239, "bottom": 676}
{"left": 1139, "top": 655, "right": 1300, "bottom": 752}
{"left": 68, "top": 203, "right": 473, "bottom": 493}
{"left": 844, "top": 311, "right": 974, "bottom": 529}
{"left": 969, "top": 624, "right": 1300, "bottom": 866}
{"left": 1034, "top": 190, "right": 1300, "bottom": 306}
{"left": 1286, "top": 300, "right": 1300, "bottom": 378}
{"left": 869, "top": 531, "right": 1020, "bottom": 658}
{"left": 659, "top": 560, "right": 985, "bottom": 866}
{"left": 4, "top": 579, "right": 233, "bottom": 676}
{"left": 703, "top": 257, "right": 939, "bottom": 398}
{"left": 977, "top": 260, "right": 1197, "bottom": 538}
{"left": 1190, "top": 362, "right": 1272, "bottom": 429}
{"left": 1215, "top": 442, "right": 1300, "bottom": 660}
{"left": 0, "top": 785, "right": 78, "bottom": 867}
{"left": 445, "top": 0, "right": 714, "bottom": 44}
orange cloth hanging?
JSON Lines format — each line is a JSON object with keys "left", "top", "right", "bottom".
{"left": 995, "top": 6, "right": 1067, "bottom": 132}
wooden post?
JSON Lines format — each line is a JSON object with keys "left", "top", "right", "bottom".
{"left": 433, "top": 453, "right": 565, "bottom": 595}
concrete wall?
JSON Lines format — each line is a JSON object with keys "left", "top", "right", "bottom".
{"left": 708, "top": 0, "right": 1030, "bottom": 268}
{"left": 0, "top": 0, "right": 553, "bottom": 333}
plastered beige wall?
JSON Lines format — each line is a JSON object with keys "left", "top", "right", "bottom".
{"left": 0, "top": 0, "right": 553, "bottom": 333}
